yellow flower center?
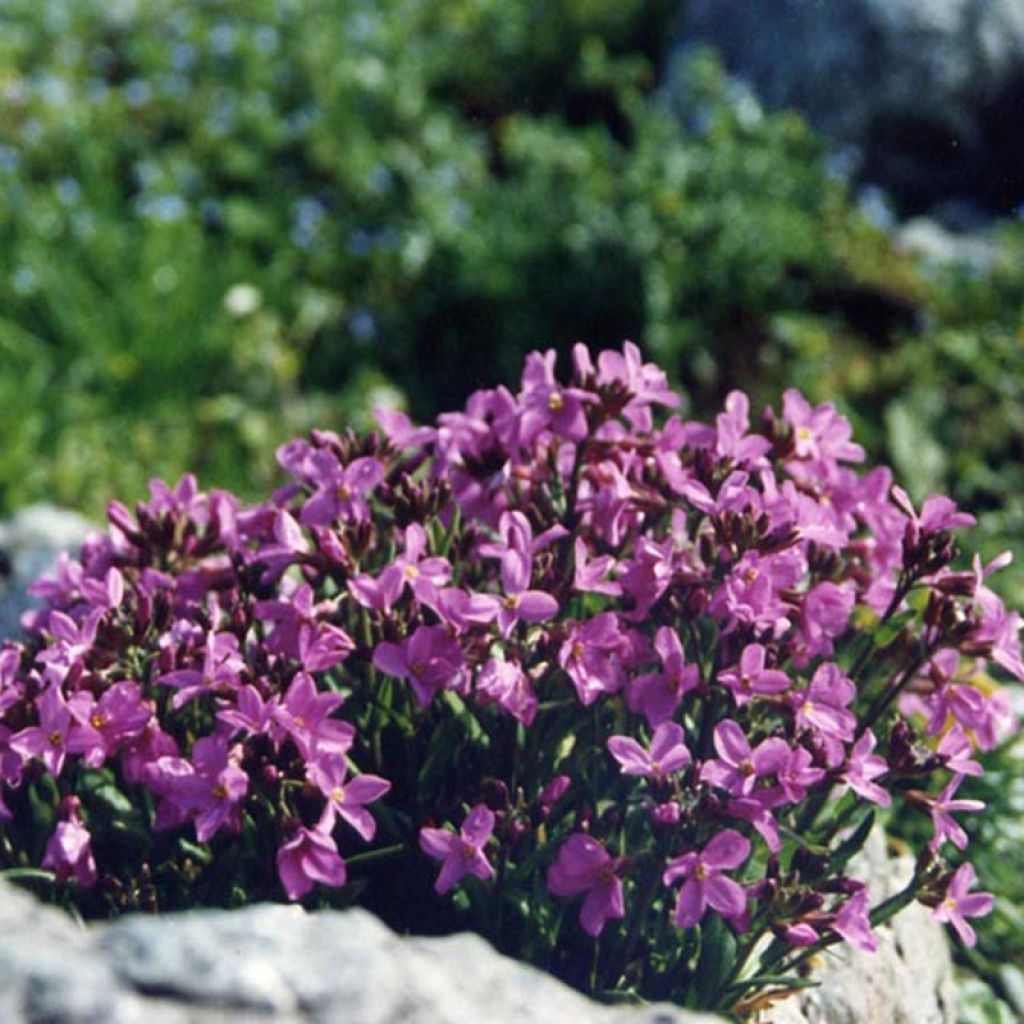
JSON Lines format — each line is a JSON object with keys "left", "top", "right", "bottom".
{"left": 548, "top": 391, "right": 564, "bottom": 412}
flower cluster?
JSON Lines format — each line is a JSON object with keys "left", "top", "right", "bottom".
{"left": 0, "top": 343, "right": 1014, "bottom": 1013}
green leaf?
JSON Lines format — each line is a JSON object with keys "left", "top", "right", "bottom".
{"left": 693, "top": 912, "right": 737, "bottom": 1009}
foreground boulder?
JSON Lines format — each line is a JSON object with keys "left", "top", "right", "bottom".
{"left": 0, "top": 878, "right": 720, "bottom": 1024}
{"left": 770, "top": 829, "right": 957, "bottom": 1024}
{"left": 0, "top": 831, "right": 958, "bottom": 1024}
{"left": 675, "top": 0, "right": 1024, "bottom": 214}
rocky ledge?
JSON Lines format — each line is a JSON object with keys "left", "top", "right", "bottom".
{"left": 0, "top": 831, "right": 955, "bottom": 1024}
{"left": 0, "top": 878, "right": 719, "bottom": 1024}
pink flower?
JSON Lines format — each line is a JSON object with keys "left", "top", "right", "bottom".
{"left": 273, "top": 672, "right": 352, "bottom": 759}
{"left": 547, "top": 833, "right": 625, "bottom": 937}
{"left": 10, "top": 684, "right": 75, "bottom": 776}
{"left": 701, "top": 720, "right": 788, "bottom": 797}
{"left": 832, "top": 888, "right": 877, "bottom": 952}
{"left": 558, "top": 613, "right": 630, "bottom": 706}
{"left": 419, "top": 804, "right": 496, "bottom": 894}
{"left": 841, "top": 730, "right": 891, "bottom": 807}
{"left": 718, "top": 644, "right": 790, "bottom": 705}
{"left": 792, "top": 662, "right": 856, "bottom": 763}
{"left": 299, "top": 451, "right": 383, "bottom": 526}
{"left": 306, "top": 754, "right": 390, "bottom": 840}
{"left": 627, "top": 626, "right": 699, "bottom": 725}
{"left": 464, "top": 550, "right": 559, "bottom": 638}
{"left": 42, "top": 798, "right": 97, "bottom": 887}
{"left": 572, "top": 538, "right": 621, "bottom": 597}
{"left": 796, "top": 581, "right": 854, "bottom": 661}
{"left": 475, "top": 657, "right": 537, "bottom": 726}
{"left": 663, "top": 829, "right": 751, "bottom": 929}
{"left": 158, "top": 631, "right": 246, "bottom": 709}
{"left": 373, "top": 626, "right": 466, "bottom": 707}
{"left": 67, "top": 681, "right": 152, "bottom": 768}
{"left": 374, "top": 523, "right": 452, "bottom": 610}
{"left": 782, "top": 389, "right": 865, "bottom": 466}
{"left": 928, "top": 775, "right": 984, "bottom": 852}
{"left": 932, "top": 863, "right": 993, "bottom": 947}
{"left": 277, "top": 825, "right": 347, "bottom": 900}
{"left": 607, "top": 722, "right": 691, "bottom": 781}
{"left": 935, "top": 726, "right": 982, "bottom": 777}
{"left": 767, "top": 746, "right": 825, "bottom": 806}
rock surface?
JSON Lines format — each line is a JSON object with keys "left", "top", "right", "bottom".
{"left": 768, "top": 829, "right": 957, "bottom": 1024}
{"left": 0, "top": 504, "right": 93, "bottom": 641}
{"left": 0, "top": 829, "right": 958, "bottom": 1024}
{"left": 0, "top": 878, "right": 721, "bottom": 1024}
{"left": 675, "top": 0, "right": 1024, "bottom": 213}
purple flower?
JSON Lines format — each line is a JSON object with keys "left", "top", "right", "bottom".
{"left": 158, "top": 631, "right": 246, "bottom": 709}
{"left": 935, "top": 726, "right": 982, "bottom": 777}
{"left": 796, "top": 581, "right": 854, "bottom": 661}
{"left": 841, "top": 730, "right": 891, "bottom": 807}
{"left": 371, "top": 523, "right": 452, "bottom": 611}
{"left": 10, "top": 684, "right": 74, "bottom": 776}
{"left": 831, "top": 887, "right": 877, "bottom": 952}
{"left": 607, "top": 722, "right": 691, "bottom": 781}
{"left": 782, "top": 389, "right": 865, "bottom": 466}
{"left": 663, "top": 829, "right": 751, "bottom": 929}
{"left": 558, "top": 613, "right": 629, "bottom": 706}
{"left": 715, "top": 391, "right": 772, "bottom": 465}
{"left": 273, "top": 673, "right": 352, "bottom": 759}
{"left": 373, "top": 626, "right": 466, "bottom": 707}
{"left": 892, "top": 486, "right": 976, "bottom": 547}
{"left": 932, "top": 863, "right": 993, "bottom": 946}
{"left": 42, "top": 799, "right": 97, "bottom": 887}
{"left": 717, "top": 644, "right": 790, "bottom": 705}
{"left": 67, "top": 681, "right": 152, "bottom": 768}
{"left": 516, "top": 349, "right": 596, "bottom": 444}
{"left": 627, "top": 626, "right": 699, "bottom": 726}
{"left": 419, "top": 804, "right": 496, "bottom": 894}
{"left": 277, "top": 825, "right": 347, "bottom": 900}
{"left": 928, "top": 775, "right": 985, "bottom": 852}
{"left": 572, "top": 538, "right": 621, "bottom": 597}
{"left": 768, "top": 746, "right": 826, "bottom": 806}
{"left": 547, "top": 833, "right": 625, "bottom": 937}
{"left": 464, "top": 550, "right": 559, "bottom": 638}
{"left": 255, "top": 584, "right": 354, "bottom": 669}
{"left": 701, "top": 720, "right": 788, "bottom": 797}
{"left": 792, "top": 662, "right": 856, "bottom": 763}
{"left": 299, "top": 451, "right": 384, "bottom": 526}
{"left": 475, "top": 657, "right": 537, "bottom": 726}
{"left": 306, "top": 754, "right": 391, "bottom": 840}
{"left": 187, "top": 736, "right": 250, "bottom": 843}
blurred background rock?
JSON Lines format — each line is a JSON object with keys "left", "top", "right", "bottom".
{"left": 0, "top": 4, "right": 1022, "bottom": 1018}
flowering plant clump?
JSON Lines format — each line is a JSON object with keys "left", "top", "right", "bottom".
{"left": 0, "top": 343, "right": 1017, "bottom": 1014}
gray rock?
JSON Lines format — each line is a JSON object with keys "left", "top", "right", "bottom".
{"left": 674, "top": 0, "right": 1024, "bottom": 212}
{"left": 0, "top": 830, "right": 957, "bottom": 1023}
{"left": 0, "top": 504, "right": 93, "bottom": 640}
{"left": 767, "top": 829, "right": 957, "bottom": 1024}
{"left": 0, "top": 879, "right": 721, "bottom": 1024}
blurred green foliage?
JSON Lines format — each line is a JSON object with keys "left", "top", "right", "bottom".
{"left": 2, "top": 0, "right": 1022, "bottom": 615}
{"left": 2, "top": 1, "right": 1024, "bottom": 1014}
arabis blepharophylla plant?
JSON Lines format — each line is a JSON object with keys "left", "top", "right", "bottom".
{"left": 0, "top": 344, "right": 1015, "bottom": 1016}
